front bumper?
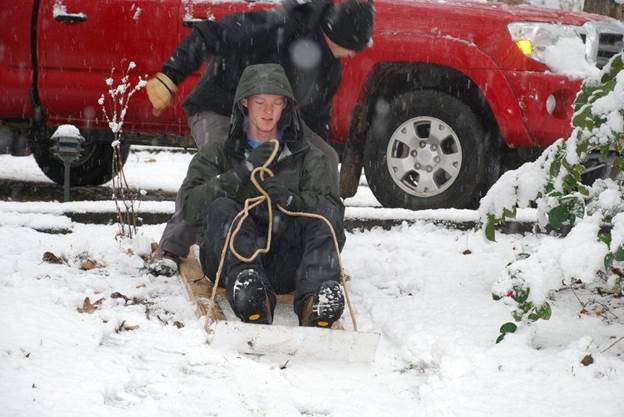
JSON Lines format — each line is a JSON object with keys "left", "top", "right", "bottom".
{"left": 503, "top": 70, "right": 582, "bottom": 147}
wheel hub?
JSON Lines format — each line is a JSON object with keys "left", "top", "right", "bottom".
{"left": 415, "top": 144, "right": 437, "bottom": 166}
{"left": 386, "top": 116, "right": 463, "bottom": 198}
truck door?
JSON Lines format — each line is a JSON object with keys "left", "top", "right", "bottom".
{"left": 37, "top": 0, "right": 180, "bottom": 133}
{"left": 0, "top": 0, "right": 35, "bottom": 119}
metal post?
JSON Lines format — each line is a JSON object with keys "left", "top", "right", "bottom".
{"left": 50, "top": 126, "right": 85, "bottom": 204}
{"left": 63, "top": 161, "right": 71, "bottom": 202}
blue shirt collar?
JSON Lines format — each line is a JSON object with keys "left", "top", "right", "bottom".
{"left": 247, "top": 131, "right": 283, "bottom": 149}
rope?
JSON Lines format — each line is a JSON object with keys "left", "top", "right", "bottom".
{"left": 207, "top": 139, "right": 358, "bottom": 331}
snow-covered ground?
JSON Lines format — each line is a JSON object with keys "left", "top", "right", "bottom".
{"left": 1, "top": 150, "right": 623, "bottom": 417}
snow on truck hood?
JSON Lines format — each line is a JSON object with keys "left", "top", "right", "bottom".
{"left": 376, "top": 0, "right": 613, "bottom": 27}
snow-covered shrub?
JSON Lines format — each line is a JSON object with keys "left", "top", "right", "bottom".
{"left": 99, "top": 61, "right": 147, "bottom": 239}
{"left": 479, "top": 53, "right": 624, "bottom": 340}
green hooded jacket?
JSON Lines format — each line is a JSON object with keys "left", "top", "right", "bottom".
{"left": 179, "top": 63, "right": 342, "bottom": 227}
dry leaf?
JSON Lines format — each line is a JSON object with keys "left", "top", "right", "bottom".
{"left": 173, "top": 321, "right": 184, "bottom": 329}
{"left": 596, "top": 287, "right": 622, "bottom": 297}
{"left": 127, "top": 248, "right": 135, "bottom": 256}
{"left": 135, "top": 283, "right": 146, "bottom": 289}
{"left": 150, "top": 242, "right": 159, "bottom": 255}
{"left": 462, "top": 249, "right": 472, "bottom": 255}
{"left": 77, "top": 297, "right": 104, "bottom": 313}
{"left": 80, "top": 260, "right": 98, "bottom": 270}
{"left": 581, "top": 354, "right": 594, "bottom": 366}
{"left": 116, "top": 320, "right": 139, "bottom": 333}
{"left": 592, "top": 304, "right": 607, "bottom": 316}
{"left": 111, "top": 292, "right": 130, "bottom": 304}
{"left": 42, "top": 251, "right": 63, "bottom": 264}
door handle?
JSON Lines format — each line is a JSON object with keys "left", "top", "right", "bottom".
{"left": 54, "top": 10, "right": 88, "bottom": 23}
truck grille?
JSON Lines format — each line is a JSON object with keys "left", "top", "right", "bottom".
{"left": 597, "top": 33, "right": 624, "bottom": 67}
{"left": 582, "top": 21, "right": 624, "bottom": 68}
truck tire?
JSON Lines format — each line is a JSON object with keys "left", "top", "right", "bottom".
{"left": 33, "top": 134, "right": 130, "bottom": 187}
{"left": 365, "top": 90, "right": 490, "bottom": 210}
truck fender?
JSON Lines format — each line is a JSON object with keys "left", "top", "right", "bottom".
{"left": 338, "top": 33, "right": 529, "bottom": 198}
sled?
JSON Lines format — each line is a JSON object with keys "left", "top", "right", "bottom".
{"left": 178, "top": 246, "right": 380, "bottom": 363}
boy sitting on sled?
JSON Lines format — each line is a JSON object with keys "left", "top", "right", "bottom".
{"left": 178, "top": 63, "right": 345, "bottom": 327}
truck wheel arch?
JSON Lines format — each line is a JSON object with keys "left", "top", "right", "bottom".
{"left": 32, "top": 128, "right": 130, "bottom": 187}
{"left": 340, "top": 63, "right": 503, "bottom": 207}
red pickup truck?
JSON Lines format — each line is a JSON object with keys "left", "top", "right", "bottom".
{"left": 2, "top": 0, "right": 623, "bottom": 209}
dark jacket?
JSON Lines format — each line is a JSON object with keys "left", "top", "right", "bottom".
{"left": 161, "top": 0, "right": 341, "bottom": 139}
{"left": 179, "top": 64, "right": 342, "bottom": 228}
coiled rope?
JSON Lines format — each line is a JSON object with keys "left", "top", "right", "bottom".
{"left": 207, "top": 139, "right": 357, "bottom": 331}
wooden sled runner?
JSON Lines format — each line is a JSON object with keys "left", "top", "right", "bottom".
{"left": 178, "top": 246, "right": 380, "bottom": 363}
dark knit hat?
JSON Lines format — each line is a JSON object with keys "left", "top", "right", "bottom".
{"left": 321, "top": 0, "right": 374, "bottom": 52}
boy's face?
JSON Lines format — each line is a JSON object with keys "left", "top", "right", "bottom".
{"left": 241, "top": 94, "right": 287, "bottom": 139}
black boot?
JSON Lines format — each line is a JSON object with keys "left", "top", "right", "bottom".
{"left": 227, "top": 268, "right": 275, "bottom": 324}
{"left": 299, "top": 281, "right": 344, "bottom": 328}
{"left": 147, "top": 249, "right": 180, "bottom": 277}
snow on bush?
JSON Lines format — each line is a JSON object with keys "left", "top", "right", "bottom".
{"left": 480, "top": 53, "right": 624, "bottom": 341}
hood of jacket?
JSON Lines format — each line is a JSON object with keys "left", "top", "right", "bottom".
{"left": 226, "top": 63, "right": 307, "bottom": 158}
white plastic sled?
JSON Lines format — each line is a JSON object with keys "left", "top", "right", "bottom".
{"left": 178, "top": 246, "right": 380, "bottom": 363}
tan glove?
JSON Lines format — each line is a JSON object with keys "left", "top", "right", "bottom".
{"left": 146, "top": 72, "right": 177, "bottom": 116}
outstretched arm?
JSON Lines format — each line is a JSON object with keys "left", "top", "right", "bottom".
{"left": 160, "top": 20, "right": 223, "bottom": 85}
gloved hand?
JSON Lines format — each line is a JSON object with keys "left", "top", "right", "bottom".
{"left": 261, "top": 175, "right": 303, "bottom": 210}
{"left": 233, "top": 142, "right": 276, "bottom": 181}
{"left": 146, "top": 72, "right": 177, "bottom": 116}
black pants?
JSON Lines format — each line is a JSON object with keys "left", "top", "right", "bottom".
{"left": 199, "top": 197, "right": 345, "bottom": 316}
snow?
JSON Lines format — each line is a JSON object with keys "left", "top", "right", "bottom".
{"left": 492, "top": 213, "right": 607, "bottom": 304}
{"left": 526, "top": 0, "right": 584, "bottom": 12}
{"left": 543, "top": 36, "right": 601, "bottom": 80}
{"left": 50, "top": 124, "right": 83, "bottom": 141}
{"left": 593, "top": 71, "right": 624, "bottom": 123}
{"left": 52, "top": 0, "right": 87, "bottom": 20}
{"left": 0, "top": 201, "right": 175, "bottom": 215}
{"left": 3, "top": 0, "right": 624, "bottom": 409}
{"left": 131, "top": 5, "right": 142, "bottom": 22}
{"left": 1, "top": 148, "right": 624, "bottom": 416}
{"left": 0, "top": 212, "right": 72, "bottom": 231}
{"left": 478, "top": 143, "right": 556, "bottom": 220}
{"left": 290, "top": 39, "right": 322, "bottom": 70}
{"left": 2, "top": 212, "right": 624, "bottom": 416}
{"left": 559, "top": 214, "right": 608, "bottom": 285}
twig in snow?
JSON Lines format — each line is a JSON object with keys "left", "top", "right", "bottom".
{"left": 601, "top": 336, "right": 624, "bottom": 353}
{"left": 569, "top": 286, "right": 586, "bottom": 308}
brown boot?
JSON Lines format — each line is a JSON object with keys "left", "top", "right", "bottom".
{"left": 299, "top": 295, "right": 314, "bottom": 326}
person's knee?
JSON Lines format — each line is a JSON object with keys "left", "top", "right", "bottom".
{"left": 204, "top": 197, "right": 241, "bottom": 227}
{"left": 299, "top": 201, "right": 345, "bottom": 246}
{"left": 310, "top": 200, "right": 344, "bottom": 226}
{"left": 190, "top": 112, "right": 230, "bottom": 150}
